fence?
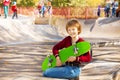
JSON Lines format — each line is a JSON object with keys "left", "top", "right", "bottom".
{"left": 52, "top": 7, "right": 99, "bottom": 19}
{"left": 0, "top": 6, "right": 103, "bottom": 19}
{"left": 0, "top": 7, "right": 34, "bottom": 16}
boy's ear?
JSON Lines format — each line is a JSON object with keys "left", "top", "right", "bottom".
{"left": 78, "top": 31, "right": 81, "bottom": 34}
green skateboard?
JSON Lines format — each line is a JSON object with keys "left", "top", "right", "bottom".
{"left": 42, "top": 41, "right": 91, "bottom": 71}
{"left": 42, "top": 55, "right": 56, "bottom": 71}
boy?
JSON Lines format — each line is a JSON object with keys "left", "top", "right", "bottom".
{"left": 37, "top": 3, "right": 41, "bottom": 15}
{"left": 43, "top": 19, "right": 91, "bottom": 80}
{"left": 47, "top": 1, "right": 52, "bottom": 16}
{"left": 11, "top": 1, "right": 18, "bottom": 19}
{"left": 41, "top": 3, "right": 46, "bottom": 17}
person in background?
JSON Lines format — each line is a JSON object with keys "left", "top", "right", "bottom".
{"left": 104, "top": 6, "right": 107, "bottom": 17}
{"left": 97, "top": 5, "right": 101, "bottom": 17}
{"left": 11, "top": 1, "right": 18, "bottom": 19}
{"left": 111, "top": 2, "right": 116, "bottom": 17}
{"left": 114, "top": 0, "right": 119, "bottom": 17}
{"left": 41, "top": 3, "right": 46, "bottom": 17}
{"left": 105, "top": 2, "right": 111, "bottom": 17}
{"left": 116, "top": 5, "right": 120, "bottom": 17}
{"left": 3, "top": 0, "right": 11, "bottom": 18}
{"left": 37, "top": 3, "right": 41, "bottom": 16}
{"left": 47, "top": 0, "right": 52, "bottom": 16}
{"left": 114, "top": 0, "right": 119, "bottom": 9}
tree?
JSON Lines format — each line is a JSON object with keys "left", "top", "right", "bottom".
{"left": 16, "top": 0, "right": 39, "bottom": 7}
{"left": 51, "top": 0, "right": 105, "bottom": 7}
{"left": 119, "top": 0, "right": 120, "bottom": 5}
{"left": 52, "top": 0, "right": 71, "bottom": 7}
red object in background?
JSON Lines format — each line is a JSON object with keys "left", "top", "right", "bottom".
{"left": 37, "top": 4, "right": 41, "bottom": 10}
{"left": 3, "top": 0, "right": 10, "bottom": 6}
{"left": 11, "top": 5, "right": 17, "bottom": 12}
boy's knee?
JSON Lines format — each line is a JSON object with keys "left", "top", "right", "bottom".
{"left": 43, "top": 69, "right": 51, "bottom": 77}
{"left": 43, "top": 71, "right": 48, "bottom": 77}
{"left": 69, "top": 70, "right": 77, "bottom": 77}
{"left": 69, "top": 68, "right": 80, "bottom": 77}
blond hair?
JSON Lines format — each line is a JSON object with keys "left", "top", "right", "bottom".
{"left": 66, "top": 19, "right": 81, "bottom": 34}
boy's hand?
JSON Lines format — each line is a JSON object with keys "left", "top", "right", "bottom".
{"left": 67, "top": 56, "right": 76, "bottom": 62}
{"left": 56, "top": 56, "right": 62, "bottom": 66}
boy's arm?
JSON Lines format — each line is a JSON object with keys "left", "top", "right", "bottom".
{"left": 76, "top": 51, "right": 91, "bottom": 62}
{"left": 52, "top": 40, "right": 65, "bottom": 57}
{"left": 52, "top": 37, "right": 68, "bottom": 57}
{"left": 76, "top": 38, "right": 91, "bottom": 62}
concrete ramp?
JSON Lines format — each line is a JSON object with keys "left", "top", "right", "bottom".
{"left": 0, "top": 17, "right": 120, "bottom": 46}
{"left": 46, "top": 17, "right": 120, "bottom": 42}
{"left": 0, "top": 16, "right": 120, "bottom": 80}
{"left": 0, "top": 17, "right": 62, "bottom": 46}
{"left": 84, "top": 17, "right": 120, "bottom": 38}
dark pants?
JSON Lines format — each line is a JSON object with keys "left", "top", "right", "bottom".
{"left": 12, "top": 11, "right": 18, "bottom": 19}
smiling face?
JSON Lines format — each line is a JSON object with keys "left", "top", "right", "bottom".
{"left": 66, "top": 19, "right": 81, "bottom": 38}
{"left": 67, "top": 26, "right": 79, "bottom": 38}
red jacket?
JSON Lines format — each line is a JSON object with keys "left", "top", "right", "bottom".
{"left": 37, "top": 4, "right": 41, "bottom": 10}
{"left": 52, "top": 36, "right": 91, "bottom": 63}
{"left": 3, "top": 0, "right": 10, "bottom": 6}
{"left": 12, "top": 5, "right": 17, "bottom": 12}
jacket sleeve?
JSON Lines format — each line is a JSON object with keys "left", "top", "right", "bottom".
{"left": 76, "top": 38, "right": 92, "bottom": 63}
{"left": 76, "top": 51, "right": 91, "bottom": 62}
{"left": 52, "top": 38, "right": 67, "bottom": 57}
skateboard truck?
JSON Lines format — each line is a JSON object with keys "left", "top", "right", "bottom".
{"left": 47, "top": 54, "right": 53, "bottom": 67}
{"left": 74, "top": 44, "right": 79, "bottom": 55}
{"left": 48, "top": 58, "right": 53, "bottom": 67}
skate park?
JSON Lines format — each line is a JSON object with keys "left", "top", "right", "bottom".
{"left": 0, "top": 14, "right": 120, "bottom": 80}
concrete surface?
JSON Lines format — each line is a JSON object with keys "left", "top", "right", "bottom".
{"left": 0, "top": 15, "right": 120, "bottom": 80}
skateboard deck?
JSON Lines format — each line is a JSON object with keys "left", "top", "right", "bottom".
{"left": 59, "top": 41, "right": 91, "bottom": 63}
{"left": 42, "top": 41, "right": 91, "bottom": 71}
{"left": 42, "top": 55, "right": 56, "bottom": 71}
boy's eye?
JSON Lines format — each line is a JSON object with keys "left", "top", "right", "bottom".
{"left": 68, "top": 27, "right": 77, "bottom": 32}
{"left": 72, "top": 29, "right": 75, "bottom": 30}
